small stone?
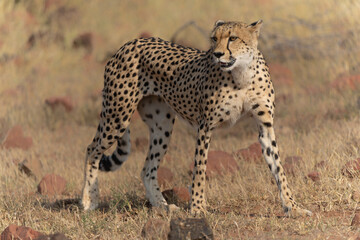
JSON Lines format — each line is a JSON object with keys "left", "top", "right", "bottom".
{"left": 268, "top": 63, "right": 294, "bottom": 86}
{"left": 73, "top": 32, "right": 93, "bottom": 53}
{"left": 35, "top": 233, "right": 70, "bottom": 240}
{"left": 1, "top": 224, "right": 44, "bottom": 240}
{"left": 45, "top": 96, "right": 74, "bottom": 112}
{"left": 236, "top": 142, "right": 262, "bottom": 163}
{"left": 134, "top": 137, "right": 148, "bottom": 151}
{"left": 139, "top": 32, "right": 152, "bottom": 38}
{"left": 315, "top": 160, "right": 328, "bottom": 169}
{"left": 37, "top": 174, "right": 66, "bottom": 197}
{"left": 342, "top": 158, "right": 360, "bottom": 178}
{"left": 352, "top": 213, "right": 360, "bottom": 227}
{"left": 307, "top": 171, "right": 320, "bottom": 182}
{"left": 168, "top": 218, "right": 214, "bottom": 240}
{"left": 2, "top": 125, "right": 33, "bottom": 150}
{"left": 331, "top": 74, "right": 360, "bottom": 90}
{"left": 283, "top": 156, "right": 303, "bottom": 176}
{"left": 189, "top": 151, "right": 238, "bottom": 177}
{"left": 162, "top": 187, "right": 190, "bottom": 204}
{"left": 141, "top": 218, "right": 169, "bottom": 240}
{"left": 157, "top": 167, "right": 174, "bottom": 187}
{"left": 352, "top": 191, "right": 360, "bottom": 202}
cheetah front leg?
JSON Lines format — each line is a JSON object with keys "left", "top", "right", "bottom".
{"left": 190, "top": 124, "right": 212, "bottom": 216}
{"left": 252, "top": 104, "right": 312, "bottom": 217}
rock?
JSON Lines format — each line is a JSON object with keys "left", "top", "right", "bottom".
{"left": 315, "top": 160, "right": 328, "bottom": 169}
{"left": 207, "top": 151, "right": 239, "bottom": 177}
{"left": 342, "top": 158, "right": 360, "bottom": 178}
{"left": 283, "top": 156, "right": 303, "bottom": 176}
{"left": 1, "top": 125, "right": 33, "bottom": 150}
{"left": 157, "top": 167, "right": 174, "bottom": 187}
{"left": 331, "top": 74, "right": 360, "bottom": 90}
{"left": 37, "top": 174, "right": 66, "bottom": 197}
{"left": 162, "top": 187, "right": 190, "bottom": 204}
{"left": 134, "top": 137, "right": 148, "bottom": 151}
{"left": 35, "top": 233, "right": 70, "bottom": 240}
{"left": 73, "top": 32, "right": 93, "bottom": 54}
{"left": 268, "top": 63, "right": 293, "bottom": 87}
{"left": 139, "top": 32, "right": 152, "bottom": 38}
{"left": 236, "top": 142, "right": 262, "bottom": 163}
{"left": 131, "top": 110, "right": 140, "bottom": 122}
{"left": 352, "top": 213, "right": 360, "bottom": 227}
{"left": 189, "top": 151, "right": 238, "bottom": 178}
{"left": 307, "top": 171, "right": 320, "bottom": 182}
{"left": 352, "top": 191, "right": 360, "bottom": 202}
{"left": 18, "top": 159, "right": 37, "bottom": 179}
{"left": 141, "top": 218, "right": 169, "bottom": 240}
{"left": 45, "top": 96, "right": 74, "bottom": 112}
{"left": 168, "top": 218, "right": 213, "bottom": 240}
{"left": 1, "top": 224, "right": 44, "bottom": 240}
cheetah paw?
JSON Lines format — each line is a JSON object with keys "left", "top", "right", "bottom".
{"left": 287, "top": 207, "right": 312, "bottom": 217}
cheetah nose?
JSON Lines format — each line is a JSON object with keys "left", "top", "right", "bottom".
{"left": 213, "top": 52, "right": 224, "bottom": 58}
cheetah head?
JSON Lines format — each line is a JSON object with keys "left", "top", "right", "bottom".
{"left": 210, "top": 20, "right": 263, "bottom": 71}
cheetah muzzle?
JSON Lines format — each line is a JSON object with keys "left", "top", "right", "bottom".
{"left": 81, "top": 20, "right": 312, "bottom": 217}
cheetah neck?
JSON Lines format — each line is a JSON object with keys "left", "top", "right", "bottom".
{"left": 230, "top": 57, "right": 256, "bottom": 89}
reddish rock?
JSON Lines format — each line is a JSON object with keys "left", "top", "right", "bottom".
{"left": 141, "top": 218, "right": 169, "bottom": 239}
{"left": 162, "top": 187, "right": 190, "bottom": 204}
{"left": 37, "top": 174, "right": 66, "bottom": 197}
{"left": 352, "top": 191, "right": 360, "bottom": 202}
{"left": 189, "top": 151, "right": 238, "bottom": 177}
{"left": 331, "top": 74, "right": 360, "bottom": 90}
{"left": 44, "top": 0, "right": 63, "bottom": 11}
{"left": 352, "top": 213, "right": 360, "bottom": 227}
{"left": 131, "top": 110, "right": 140, "bottom": 122}
{"left": 236, "top": 142, "right": 262, "bottom": 163}
{"left": 268, "top": 63, "right": 294, "bottom": 86}
{"left": 139, "top": 32, "right": 152, "bottom": 38}
{"left": 168, "top": 218, "right": 213, "bottom": 240}
{"left": 157, "top": 167, "right": 174, "bottom": 187}
{"left": 307, "top": 171, "right": 320, "bottom": 182}
{"left": 73, "top": 32, "right": 93, "bottom": 53}
{"left": 2, "top": 125, "right": 33, "bottom": 150}
{"left": 134, "top": 137, "right": 148, "bottom": 151}
{"left": 1, "top": 224, "right": 44, "bottom": 240}
{"left": 342, "top": 158, "right": 360, "bottom": 178}
{"left": 35, "top": 233, "right": 70, "bottom": 240}
{"left": 45, "top": 96, "right": 74, "bottom": 112}
{"left": 315, "top": 160, "right": 328, "bottom": 169}
{"left": 283, "top": 156, "right": 303, "bottom": 176}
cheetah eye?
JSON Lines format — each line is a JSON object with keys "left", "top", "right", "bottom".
{"left": 229, "top": 36, "right": 238, "bottom": 41}
{"left": 211, "top": 36, "right": 217, "bottom": 42}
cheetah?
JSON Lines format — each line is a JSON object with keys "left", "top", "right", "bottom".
{"left": 81, "top": 20, "right": 312, "bottom": 217}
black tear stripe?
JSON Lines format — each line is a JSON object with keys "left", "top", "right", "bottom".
{"left": 227, "top": 34, "right": 232, "bottom": 56}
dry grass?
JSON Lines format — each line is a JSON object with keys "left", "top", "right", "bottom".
{"left": 0, "top": 0, "right": 359, "bottom": 239}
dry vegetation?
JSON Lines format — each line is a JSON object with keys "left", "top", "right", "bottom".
{"left": 0, "top": 0, "right": 360, "bottom": 239}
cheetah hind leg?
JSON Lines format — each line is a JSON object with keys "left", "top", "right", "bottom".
{"left": 138, "top": 96, "right": 178, "bottom": 213}
{"left": 81, "top": 118, "right": 127, "bottom": 211}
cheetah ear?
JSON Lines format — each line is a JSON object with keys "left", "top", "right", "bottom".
{"left": 247, "top": 20, "right": 263, "bottom": 37}
{"left": 214, "top": 20, "right": 225, "bottom": 27}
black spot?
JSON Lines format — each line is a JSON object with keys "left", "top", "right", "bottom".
{"left": 266, "top": 147, "right": 271, "bottom": 156}
{"left": 258, "top": 111, "right": 265, "bottom": 116}
{"left": 263, "top": 122, "right": 272, "bottom": 127}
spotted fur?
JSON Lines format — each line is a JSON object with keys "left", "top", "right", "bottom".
{"left": 81, "top": 20, "right": 312, "bottom": 217}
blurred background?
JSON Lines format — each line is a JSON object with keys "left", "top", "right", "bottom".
{"left": 0, "top": 0, "right": 359, "bottom": 238}
{"left": 0, "top": 0, "right": 359, "bottom": 131}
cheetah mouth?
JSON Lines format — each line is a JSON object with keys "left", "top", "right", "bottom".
{"left": 219, "top": 59, "right": 236, "bottom": 69}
